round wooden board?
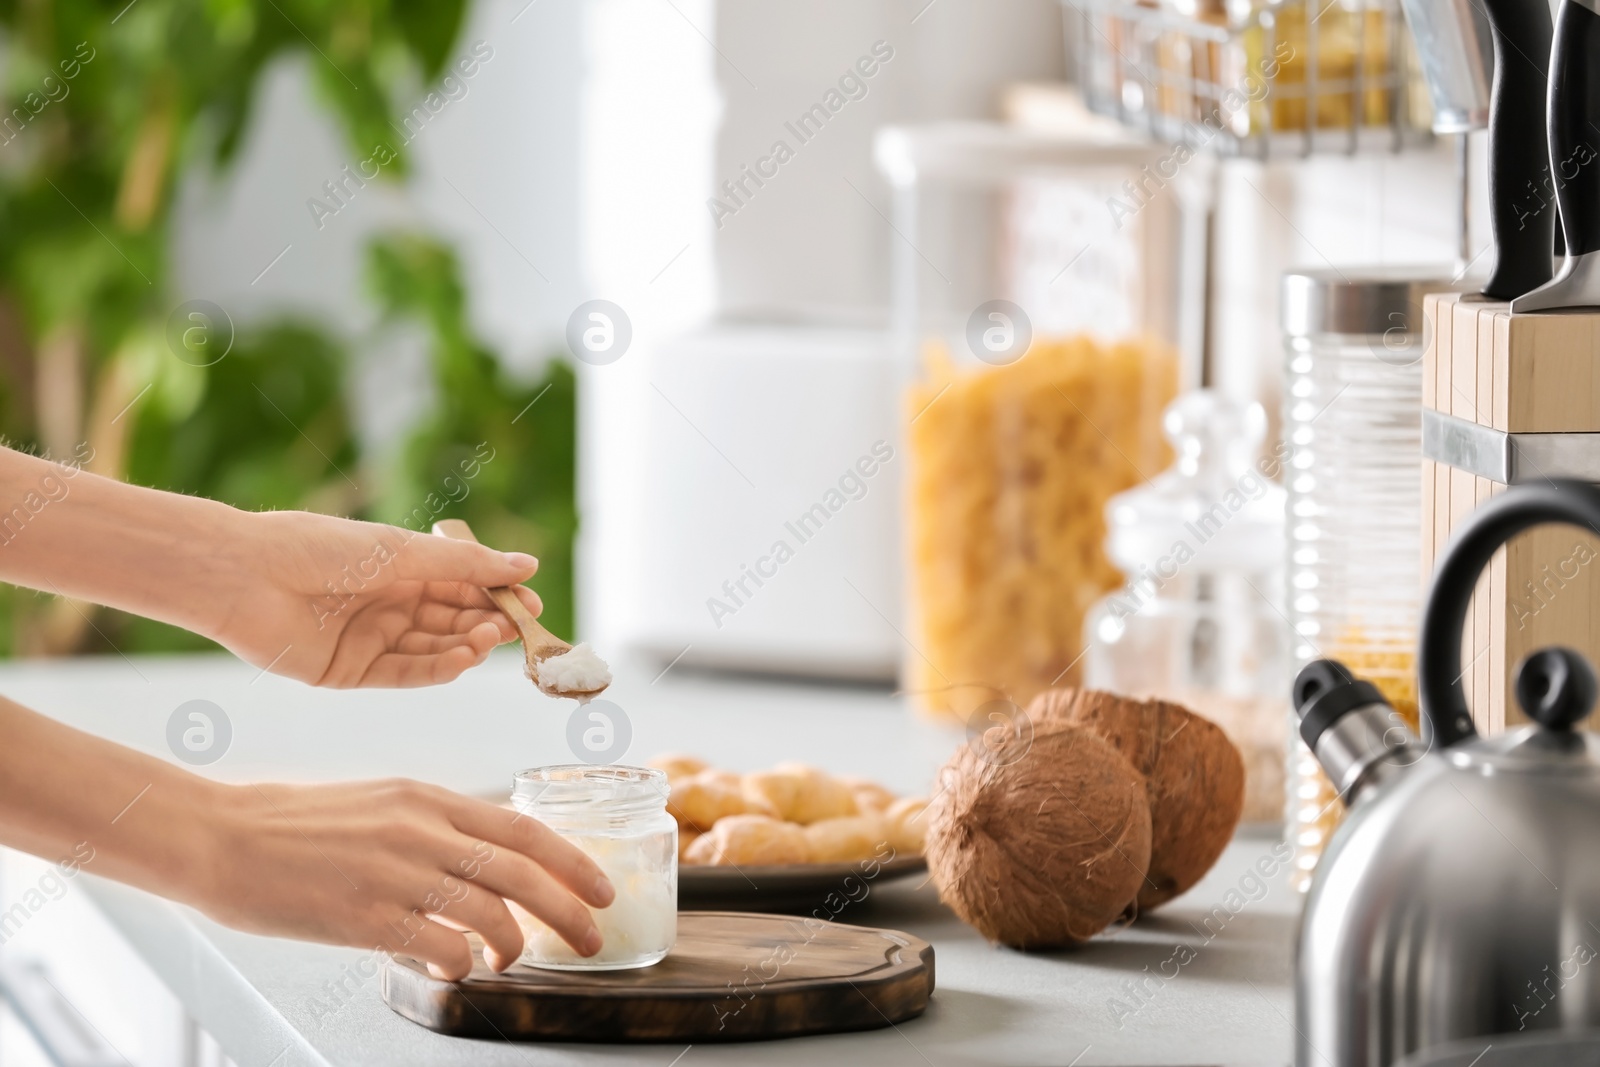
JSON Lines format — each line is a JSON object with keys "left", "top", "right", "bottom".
{"left": 381, "top": 911, "right": 934, "bottom": 1043}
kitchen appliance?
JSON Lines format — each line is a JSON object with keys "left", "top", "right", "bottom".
{"left": 1281, "top": 266, "right": 1456, "bottom": 887}
{"left": 625, "top": 322, "right": 904, "bottom": 680}
{"left": 1512, "top": 0, "right": 1600, "bottom": 311}
{"left": 382, "top": 911, "right": 933, "bottom": 1040}
{"left": 1293, "top": 480, "right": 1600, "bottom": 1066}
{"left": 1396, "top": 1030, "right": 1600, "bottom": 1066}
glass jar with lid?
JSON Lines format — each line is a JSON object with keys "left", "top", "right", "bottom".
{"left": 1281, "top": 266, "right": 1455, "bottom": 891}
{"left": 509, "top": 765, "right": 676, "bottom": 970}
{"left": 874, "top": 122, "right": 1191, "bottom": 721}
{"left": 1084, "top": 389, "right": 1289, "bottom": 826}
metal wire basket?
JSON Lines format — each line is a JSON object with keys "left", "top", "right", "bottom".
{"left": 1070, "top": 0, "right": 1434, "bottom": 158}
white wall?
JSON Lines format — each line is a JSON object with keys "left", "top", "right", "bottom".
{"left": 710, "top": 0, "right": 1066, "bottom": 320}
{"left": 1210, "top": 132, "right": 1488, "bottom": 422}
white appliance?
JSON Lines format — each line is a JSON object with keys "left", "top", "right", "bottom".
{"left": 624, "top": 323, "right": 903, "bottom": 680}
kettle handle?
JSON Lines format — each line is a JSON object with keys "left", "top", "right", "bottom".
{"left": 1421, "top": 479, "right": 1600, "bottom": 747}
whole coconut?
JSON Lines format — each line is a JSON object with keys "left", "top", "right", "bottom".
{"left": 925, "top": 722, "right": 1152, "bottom": 949}
{"left": 1028, "top": 687, "right": 1244, "bottom": 910}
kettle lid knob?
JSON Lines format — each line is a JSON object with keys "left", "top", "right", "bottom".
{"left": 1514, "top": 647, "right": 1598, "bottom": 732}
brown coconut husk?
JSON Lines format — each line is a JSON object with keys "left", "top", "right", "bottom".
{"left": 1028, "top": 687, "right": 1244, "bottom": 910}
{"left": 925, "top": 722, "right": 1152, "bottom": 949}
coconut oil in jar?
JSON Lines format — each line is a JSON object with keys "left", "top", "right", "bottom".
{"left": 509, "top": 765, "right": 676, "bottom": 970}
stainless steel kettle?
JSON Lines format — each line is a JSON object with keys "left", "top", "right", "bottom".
{"left": 1294, "top": 480, "right": 1600, "bottom": 1067}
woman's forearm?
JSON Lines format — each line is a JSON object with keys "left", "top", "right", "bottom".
{"left": 0, "top": 693, "right": 615, "bottom": 977}
{"left": 0, "top": 693, "right": 222, "bottom": 904}
{"left": 0, "top": 446, "right": 248, "bottom": 639}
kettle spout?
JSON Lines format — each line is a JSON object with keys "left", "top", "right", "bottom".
{"left": 1293, "top": 659, "right": 1424, "bottom": 805}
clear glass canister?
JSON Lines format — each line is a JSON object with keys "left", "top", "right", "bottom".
{"left": 874, "top": 123, "right": 1192, "bottom": 721}
{"left": 1084, "top": 390, "right": 1289, "bottom": 826}
{"left": 509, "top": 765, "right": 676, "bottom": 969}
{"left": 1281, "top": 267, "right": 1453, "bottom": 891}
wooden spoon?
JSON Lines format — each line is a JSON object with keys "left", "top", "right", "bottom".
{"left": 431, "top": 519, "right": 610, "bottom": 700}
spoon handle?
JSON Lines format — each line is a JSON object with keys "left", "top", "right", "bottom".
{"left": 431, "top": 520, "right": 568, "bottom": 659}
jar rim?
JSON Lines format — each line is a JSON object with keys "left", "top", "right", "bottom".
{"left": 512, "top": 764, "right": 668, "bottom": 811}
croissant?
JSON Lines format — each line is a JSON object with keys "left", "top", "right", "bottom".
{"left": 803, "top": 814, "right": 890, "bottom": 863}
{"left": 684, "top": 814, "right": 811, "bottom": 866}
{"left": 668, "top": 770, "right": 746, "bottom": 832}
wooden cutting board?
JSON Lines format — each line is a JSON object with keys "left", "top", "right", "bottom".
{"left": 381, "top": 911, "right": 934, "bottom": 1043}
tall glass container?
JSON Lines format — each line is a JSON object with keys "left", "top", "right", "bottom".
{"left": 875, "top": 123, "right": 1197, "bottom": 721}
{"left": 1281, "top": 267, "right": 1453, "bottom": 890}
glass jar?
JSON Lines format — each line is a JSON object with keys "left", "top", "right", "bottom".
{"left": 1084, "top": 390, "right": 1289, "bottom": 826}
{"left": 874, "top": 123, "right": 1192, "bottom": 721}
{"left": 904, "top": 338, "right": 1177, "bottom": 719}
{"left": 509, "top": 765, "right": 676, "bottom": 970}
{"left": 1281, "top": 267, "right": 1453, "bottom": 891}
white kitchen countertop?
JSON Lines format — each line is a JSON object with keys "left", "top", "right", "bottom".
{"left": 0, "top": 650, "right": 1297, "bottom": 1067}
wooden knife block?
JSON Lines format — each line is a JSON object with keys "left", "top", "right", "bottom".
{"left": 1422, "top": 292, "right": 1600, "bottom": 733}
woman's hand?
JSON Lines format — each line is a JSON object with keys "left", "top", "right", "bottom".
{"left": 211, "top": 510, "right": 543, "bottom": 688}
{"left": 0, "top": 697, "right": 614, "bottom": 980}
{"left": 199, "top": 778, "right": 614, "bottom": 978}
{"left": 0, "top": 451, "right": 541, "bottom": 687}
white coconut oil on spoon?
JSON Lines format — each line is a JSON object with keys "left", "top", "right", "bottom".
{"left": 432, "top": 520, "right": 613, "bottom": 701}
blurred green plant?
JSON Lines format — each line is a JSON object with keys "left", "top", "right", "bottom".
{"left": 366, "top": 234, "right": 577, "bottom": 639}
{"left": 0, "top": 0, "right": 576, "bottom": 655}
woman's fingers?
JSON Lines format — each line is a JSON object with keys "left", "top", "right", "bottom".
{"left": 382, "top": 914, "right": 475, "bottom": 982}
{"left": 423, "top": 582, "right": 544, "bottom": 624}
{"left": 430, "top": 884, "right": 526, "bottom": 973}
{"left": 473, "top": 851, "right": 603, "bottom": 957}
{"left": 394, "top": 623, "right": 502, "bottom": 657}
{"left": 411, "top": 602, "right": 513, "bottom": 643}
{"left": 396, "top": 531, "right": 538, "bottom": 588}
{"left": 447, "top": 797, "right": 615, "bottom": 909}
{"left": 508, "top": 584, "right": 542, "bottom": 619}
{"left": 359, "top": 646, "right": 487, "bottom": 688}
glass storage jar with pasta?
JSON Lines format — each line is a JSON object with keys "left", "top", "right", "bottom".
{"left": 876, "top": 123, "right": 1191, "bottom": 723}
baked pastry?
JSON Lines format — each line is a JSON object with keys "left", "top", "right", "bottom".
{"left": 842, "top": 777, "right": 896, "bottom": 813}
{"left": 802, "top": 814, "right": 889, "bottom": 863}
{"left": 668, "top": 770, "right": 746, "bottom": 832}
{"left": 646, "top": 753, "right": 923, "bottom": 864}
{"left": 684, "top": 814, "right": 811, "bottom": 866}
{"left": 649, "top": 753, "right": 708, "bottom": 780}
{"left": 883, "top": 796, "right": 929, "bottom": 855}
{"left": 773, "top": 762, "right": 858, "bottom": 824}
{"left": 741, "top": 769, "right": 806, "bottom": 821}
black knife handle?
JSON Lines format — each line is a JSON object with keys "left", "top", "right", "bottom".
{"left": 1550, "top": 0, "right": 1600, "bottom": 258}
{"left": 1481, "top": 0, "right": 1555, "bottom": 300}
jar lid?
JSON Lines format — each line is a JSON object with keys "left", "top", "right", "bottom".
{"left": 1281, "top": 266, "right": 1460, "bottom": 337}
